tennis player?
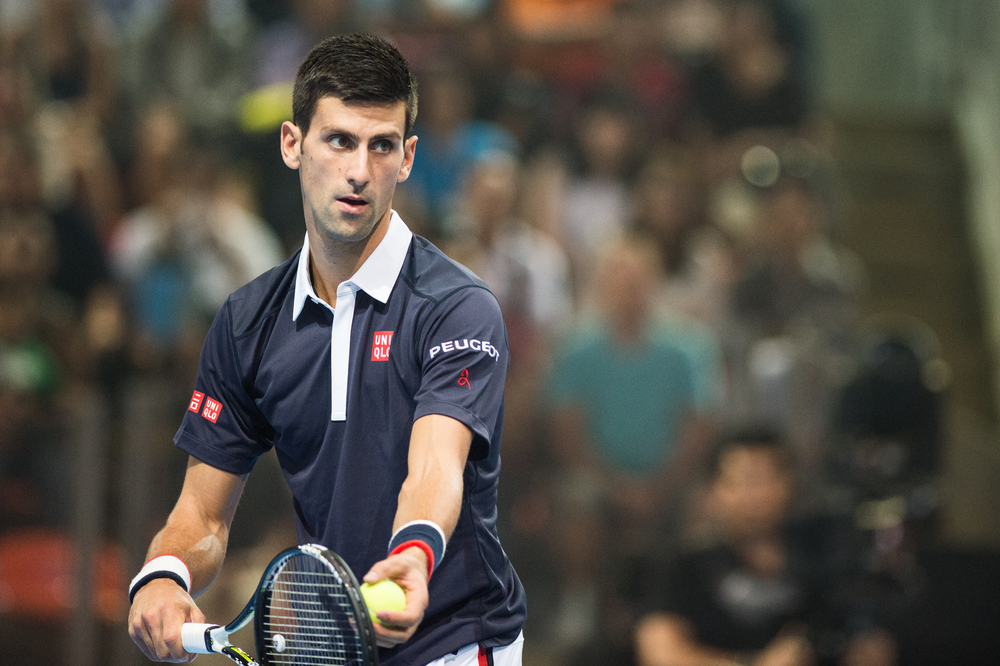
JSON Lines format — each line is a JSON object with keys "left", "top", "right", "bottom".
{"left": 127, "top": 33, "right": 526, "bottom": 666}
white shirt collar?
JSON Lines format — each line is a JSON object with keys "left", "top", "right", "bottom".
{"left": 290, "top": 211, "right": 413, "bottom": 421}
{"left": 292, "top": 211, "right": 413, "bottom": 319}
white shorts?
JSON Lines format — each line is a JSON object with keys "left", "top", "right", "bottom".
{"left": 424, "top": 631, "right": 524, "bottom": 666}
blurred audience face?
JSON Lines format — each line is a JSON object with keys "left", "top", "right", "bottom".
{"left": 756, "top": 179, "right": 822, "bottom": 260}
{"left": 595, "top": 239, "right": 661, "bottom": 336}
{"left": 711, "top": 442, "right": 792, "bottom": 540}
{"left": 634, "top": 152, "right": 700, "bottom": 241}
{"left": 577, "top": 106, "right": 632, "bottom": 178}
{"left": 467, "top": 155, "right": 519, "bottom": 240}
{"left": 718, "top": 0, "right": 788, "bottom": 94}
{"left": 662, "top": 0, "right": 726, "bottom": 58}
{"left": 422, "top": 69, "right": 474, "bottom": 135}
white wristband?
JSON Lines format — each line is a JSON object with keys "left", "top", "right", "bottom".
{"left": 129, "top": 555, "right": 192, "bottom": 604}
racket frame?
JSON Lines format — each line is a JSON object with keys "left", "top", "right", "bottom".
{"left": 181, "top": 544, "right": 379, "bottom": 666}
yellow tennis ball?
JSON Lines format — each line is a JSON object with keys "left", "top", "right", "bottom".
{"left": 360, "top": 580, "right": 406, "bottom": 624}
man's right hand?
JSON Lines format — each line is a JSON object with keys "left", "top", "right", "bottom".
{"left": 128, "top": 578, "right": 207, "bottom": 663}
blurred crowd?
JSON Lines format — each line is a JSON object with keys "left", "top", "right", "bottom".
{"left": 0, "top": 1, "right": 964, "bottom": 665}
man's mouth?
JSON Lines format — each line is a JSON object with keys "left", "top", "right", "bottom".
{"left": 337, "top": 196, "right": 369, "bottom": 213}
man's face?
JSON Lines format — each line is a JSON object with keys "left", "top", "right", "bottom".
{"left": 712, "top": 445, "right": 792, "bottom": 540}
{"left": 281, "top": 96, "right": 417, "bottom": 247}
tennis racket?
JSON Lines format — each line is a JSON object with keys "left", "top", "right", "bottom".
{"left": 181, "top": 543, "right": 379, "bottom": 666}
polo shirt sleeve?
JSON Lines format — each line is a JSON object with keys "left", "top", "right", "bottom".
{"left": 174, "top": 301, "right": 274, "bottom": 474}
{"left": 413, "top": 286, "right": 508, "bottom": 461}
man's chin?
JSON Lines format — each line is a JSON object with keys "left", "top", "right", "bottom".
{"left": 316, "top": 213, "right": 383, "bottom": 244}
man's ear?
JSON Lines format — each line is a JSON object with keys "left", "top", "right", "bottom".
{"left": 397, "top": 135, "right": 418, "bottom": 182}
{"left": 280, "top": 121, "right": 303, "bottom": 169}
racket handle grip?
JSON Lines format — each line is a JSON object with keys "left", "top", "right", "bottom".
{"left": 181, "top": 622, "right": 224, "bottom": 653}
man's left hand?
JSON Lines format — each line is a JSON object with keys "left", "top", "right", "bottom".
{"left": 362, "top": 547, "right": 430, "bottom": 648}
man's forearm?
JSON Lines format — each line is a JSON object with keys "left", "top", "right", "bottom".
{"left": 139, "top": 457, "right": 246, "bottom": 596}
{"left": 145, "top": 513, "right": 230, "bottom": 596}
{"left": 393, "top": 414, "right": 470, "bottom": 536}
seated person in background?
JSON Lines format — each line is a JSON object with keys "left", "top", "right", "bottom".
{"left": 635, "top": 428, "right": 897, "bottom": 666}
{"left": 547, "top": 237, "right": 716, "bottom": 540}
{"left": 541, "top": 237, "right": 717, "bottom": 659}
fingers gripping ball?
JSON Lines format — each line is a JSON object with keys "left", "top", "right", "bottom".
{"left": 360, "top": 580, "right": 406, "bottom": 625}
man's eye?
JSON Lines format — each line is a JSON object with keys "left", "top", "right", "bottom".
{"left": 330, "top": 136, "right": 352, "bottom": 148}
{"left": 373, "top": 140, "right": 393, "bottom": 153}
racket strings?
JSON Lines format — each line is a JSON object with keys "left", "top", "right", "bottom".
{"left": 259, "top": 554, "right": 367, "bottom": 665}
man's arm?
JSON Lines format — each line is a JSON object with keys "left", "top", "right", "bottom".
{"left": 362, "top": 413, "right": 472, "bottom": 647}
{"left": 636, "top": 613, "right": 814, "bottom": 666}
{"left": 128, "top": 457, "right": 247, "bottom": 663}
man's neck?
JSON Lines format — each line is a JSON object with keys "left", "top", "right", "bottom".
{"left": 611, "top": 314, "right": 647, "bottom": 347}
{"left": 307, "top": 213, "right": 391, "bottom": 308}
{"left": 732, "top": 531, "right": 786, "bottom": 578}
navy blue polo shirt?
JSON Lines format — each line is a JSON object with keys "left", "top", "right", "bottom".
{"left": 174, "top": 213, "right": 526, "bottom": 665}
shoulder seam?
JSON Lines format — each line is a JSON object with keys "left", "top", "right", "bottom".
{"left": 231, "top": 301, "right": 286, "bottom": 343}
{"left": 223, "top": 299, "right": 279, "bottom": 439}
{"left": 407, "top": 282, "right": 500, "bottom": 367}
{"left": 399, "top": 273, "right": 494, "bottom": 307}
{"left": 224, "top": 300, "right": 249, "bottom": 392}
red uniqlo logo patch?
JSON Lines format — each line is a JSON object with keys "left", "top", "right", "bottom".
{"left": 202, "top": 397, "right": 223, "bottom": 423}
{"left": 371, "top": 331, "right": 393, "bottom": 362}
{"left": 189, "top": 391, "right": 204, "bottom": 413}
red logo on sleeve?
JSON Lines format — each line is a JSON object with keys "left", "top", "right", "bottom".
{"left": 189, "top": 391, "right": 204, "bottom": 413}
{"left": 202, "top": 397, "right": 223, "bottom": 423}
{"left": 458, "top": 368, "right": 471, "bottom": 390}
{"left": 371, "top": 331, "right": 393, "bottom": 361}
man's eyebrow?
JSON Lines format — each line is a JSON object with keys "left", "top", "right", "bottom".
{"left": 319, "top": 127, "right": 402, "bottom": 142}
{"left": 319, "top": 126, "right": 357, "bottom": 139}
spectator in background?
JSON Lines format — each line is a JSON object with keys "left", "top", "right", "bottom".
{"left": 123, "top": 102, "right": 188, "bottom": 210}
{"left": 252, "top": 0, "right": 357, "bottom": 89}
{"left": 548, "top": 238, "right": 712, "bottom": 505}
{"left": 446, "top": 152, "right": 574, "bottom": 354}
{"left": 110, "top": 126, "right": 283, "bottom": 373}
{"left": 555, "top": 93, "right": 639, "bottom": 284}
{"left": 444, "top": 149, "right": 573, "bottom": 516}
{"left": 731, "top": 164, "right": 861, "bottom": 342}
{"left": 0, "top": 125, "right": 127, "bottom": 396}
{"left": 0, "top": 129, "right": 114, "bottom": 312}
{"left": 2, "top": 0, "right": 118, "bottom": 123}
{"left": 503, "top": 0, "right": 622, "bottom": 42}
{"left": 543, "top": 236, "right": 716, "bottom": 661}
{"left": 120, "top": 0, "right": 254, "bottom": 139}
{"left": 0, "top": 205, "right": 69, "bottom": 529}
{"left": 0, "top": 0, "right": 125, "bottom": 237}
{"left": 569, "top": 2, "right": 691, "bottom": 144}
{"left": 630, "top": 145, "right": 736, "bottom": 330}
{"left": 635, "top": 428, "right": 898, "bottom": 666}
{"left": 443, "top": 151, "right": 575, "bottom": 665}
{"left": 403, "top": 63, "right": 518, "bottom": 241}
{"left": 686, "top": 0, "right": 814, "bottom": 184}
{"left": 727, "top": 160, "right": 863, "bottom": 479}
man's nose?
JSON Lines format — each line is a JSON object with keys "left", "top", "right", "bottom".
{"left": 346, "top": 149, "right": 371, "bottom": 190}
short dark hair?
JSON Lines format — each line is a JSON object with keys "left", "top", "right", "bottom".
{"left": 292, "top": 33, "right": 418, "bottom": 137}
{"left": 707, "top": 425, "right": 792, "bottom": 480}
